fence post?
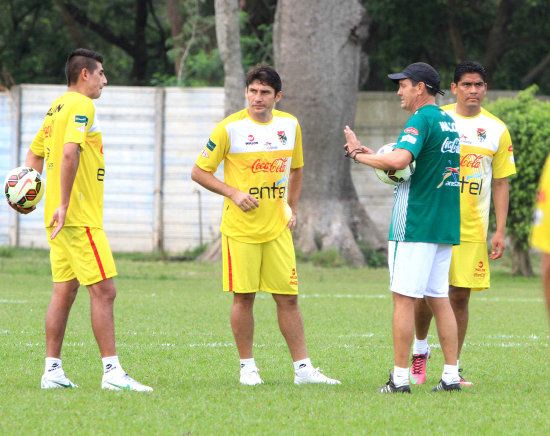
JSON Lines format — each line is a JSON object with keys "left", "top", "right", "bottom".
{"left": 153, "top": 87, "right": 165, "bottom": 252}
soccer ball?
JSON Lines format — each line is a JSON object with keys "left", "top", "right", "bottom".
{"left": 374, "top": 143, "right": 416, "bottom": 185}
{"left": 4, "top": 166, "right": 44, "bottom": 208}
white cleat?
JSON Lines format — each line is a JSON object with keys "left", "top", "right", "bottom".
{"left": 240, "top": 368, "right": 263, "bottom": 386}
{"left": 41, "top": 369, "right": 78, "bottom": 389}
{"left": 101, "top": 372, "right": 153, "bottom": 392}
{"left": 294, "top": 368, "right": 341, "bottom": 385}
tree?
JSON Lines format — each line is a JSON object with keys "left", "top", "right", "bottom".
{"left": 58, "top": 0, "right": 169, "bottom": 85}
{"left": 273, "top": 0, "right": 385, "bottom": 266}
{"left": 485, "top": 86, "right": 550, "bottom": 276}
{"left": 215, "top": 0, "right": 245, "bottom": 116}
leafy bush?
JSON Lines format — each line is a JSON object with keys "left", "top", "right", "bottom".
{"left": 485, "top": 85, "right": 550, "bottom": 274}
{"left": 310, "top": 249, "right": 344, "bottom": 268}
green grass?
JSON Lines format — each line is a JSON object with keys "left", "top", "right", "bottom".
{"left": 0, "top": 247, "right": 548, "bottom": 435}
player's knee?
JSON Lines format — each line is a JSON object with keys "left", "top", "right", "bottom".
{"left": 449, "top": 287, "right": 470, "bottom": 306}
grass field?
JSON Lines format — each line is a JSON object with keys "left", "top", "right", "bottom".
{"left": 0, "top": 247, "right": 548, "bottom": 435}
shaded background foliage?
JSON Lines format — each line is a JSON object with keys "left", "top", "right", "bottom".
{"left": 1, "top": 0, "right": 549, "bottom": 92}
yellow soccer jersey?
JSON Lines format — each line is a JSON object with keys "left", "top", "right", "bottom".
{"left": 531, "top": 155, "right": 550, "bottom": 253}
{"left": 441, "top": 104, "right": 516, "bottom": 242}
{"left": 30, "top": 91, "right": 105, "bottom": 229}
{"left": 195, "top": 108, "right": 304, "bottom": 243}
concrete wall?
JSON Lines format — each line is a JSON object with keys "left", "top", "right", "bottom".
{"left": 0, "top": 86, "right": 524, "bottom": 252}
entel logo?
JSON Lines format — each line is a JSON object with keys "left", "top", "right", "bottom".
{"left": 251, "top": 158, "right": 288, "bottom": 173}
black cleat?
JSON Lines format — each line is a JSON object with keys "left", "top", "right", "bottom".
{"left": 432, "top": 379, "right": 462, "bottom": 392}
{"left": 376, "top": 371, "right": 411, "bottom": 393}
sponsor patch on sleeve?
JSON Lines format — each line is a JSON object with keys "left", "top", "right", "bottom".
{"left": 74, "top": 115, "right": 88, "bottom": 133}
{"left": 206, "top": 139, "right": 217, "bottom": 151}
{"left": 75, "top": 115, "right": 88, "bottom": 125}
{"left": 404, "top": 127, "right": 419, "bottom": 135}
{"left": 401, "top": 134, "right": 417, "bottom": 144}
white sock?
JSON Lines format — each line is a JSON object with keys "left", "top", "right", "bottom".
{"left": 413, "top": 337, "right": 429, "bottom": 355}
{"left": 240, "top": 358, "right": 257, "bottom": 371}
{"left": 45, "top": 357, "right": 62, "bottom": 373}
{"left": 457, "top": 359, "right": 460, "bottom": 368}
{"left": 294, "top": 358, "right": 313, "bottom": 376}
{"left": 393, "top": 366, "right": 410, "bottom": 387}
{"left": 442, "top": 364, "right": 460, "bottom": 384}
{"left": 102, "top": 356, "right": 123, "bottom": 375}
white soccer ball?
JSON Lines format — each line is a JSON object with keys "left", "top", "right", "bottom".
{"left": 4, "top": 166, "right": 44, "bottom": 208}
{"left": 374, "top": 143, "right": 416, "bottom": 185}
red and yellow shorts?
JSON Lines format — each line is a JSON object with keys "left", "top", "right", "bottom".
{"left": 449, "top": 241, "right": 490, "bottom": 291}
{"left": 222, "top": 228, "right": 298, "bottom": 295}
{"left": 47, "top": 226, "right": 117, "bottom": 286}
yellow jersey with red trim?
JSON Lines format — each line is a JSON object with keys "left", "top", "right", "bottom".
{"left": 30, "top": 91, "right": 105, "bottom": 229}
{"left": 195, "top": 108, "right": 304, "bottom": 243}
{"left": 531, "top": 155, "right": 550, "bottom": 253}
{"left": 441, "top": 104, "right": 516, "bottom": 242}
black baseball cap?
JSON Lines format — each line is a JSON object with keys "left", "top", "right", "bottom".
{"left": 387, "top": 62, "right": 445, "bottom": 95}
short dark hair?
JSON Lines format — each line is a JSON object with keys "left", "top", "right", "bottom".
{"left": 408, "top": 78, "right": 438, "bottom": 97}
{"left": 246, "top": 64, "right": 282, "bottom": 94}
{"left": 65, "top": 48, "right": 104, "bottom": 86}
{"left": 453, "top": 61, "right": 486, "bottom": 84}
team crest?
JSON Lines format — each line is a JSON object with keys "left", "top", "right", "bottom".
{"left": 277, "top": 131, "right": 287, "bottom": 145}
{"left": 477, "top": 128, "right": 486, "bottom": 142}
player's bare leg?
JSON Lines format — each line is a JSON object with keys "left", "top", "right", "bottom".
{"left": 448, "top": 286, "right": 470, "bottom": 358}
{"left": 425, "top": 296, "right": 461, "bottom": 391}
{"left": 272, "top": 293, "right": 307, "bottom": 361}
{"left": 414, "top": 297, "right": 433, "bottom": 340}
{"left": 410, "top": 297, "right": 434, "bottom": 385}
{"left": 42, "top": 278, "right": 80, "bottom": 388}
{"left": 231, "top": 292, "right": 256, "bottom": 359}
{"left": 392, "top": 293, "right": 416, "bottom": 368}
{"left": 272, "top": 293, "right": 340, "bottom": 385}
{"left": 45, "top": 278, "right": 79, "bottom": 358}
{"left": 88, "top": 278, "right": 153, "bottom": 392}
{"left": 425, "top": 296, "right": 458, "bottom": 365}
{"left": 87, "top": 278, "right": 117, "bottom": 357}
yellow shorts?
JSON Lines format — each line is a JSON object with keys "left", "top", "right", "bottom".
{"left": 449, "top": 241, "right": 490, "bottom": 291}
{"left": 47, "top": 226, "right": 117, "bottom": 286}
{"left": 222, "top": 228, "right": 298, "bottom": 294}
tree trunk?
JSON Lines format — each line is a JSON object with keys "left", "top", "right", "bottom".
{"left": 215, "top": 0, "right": 245, "bottom": 116}
{"left": 510, "top": 236, "right": 533, "bottom": 277}
{"left": 484, "top": 0, "right": 521, "bottom": 85}
{"left": 446, "top": 0, "right": 467, "bottom": 63}
{"left": 198, "top": 0, "right": 245, "bottom": 262}
{"left": 273, "top": 0, "right": 384, "bottom": 266}
{"left": 132, "top": 0, "right": 149, "bottom": 84}
{"left": 165, "top": 0, "right": 184, "bottom": 77}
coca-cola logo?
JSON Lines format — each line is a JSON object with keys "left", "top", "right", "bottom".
{"left": 460, "top": 153, "right": 482, "bottom": 169}
{"left": 251, "top": 158, "right": 289, "bottom": 173}
{"left": 441, "top": 137, "right": 460, "bottom": 153}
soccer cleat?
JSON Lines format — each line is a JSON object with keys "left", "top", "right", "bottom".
{"left": 41, "top": 369, "right": 78, "bottom": 389}
{"left": 101, "top": 372, "right": 153, "bottom": 392}
{"left": 409, "top": 345, "right": 430, "bottom": 385}
{"left": 240, "top": 368, "right": 263, "bottom": 386}
{"left": 376, "top": 371, "right": 411, "bottom": 393}
{"left": 458, "top": 368, "right": 473, "bottom": 386}
{"left": 294, "top": 368, "right": 341, "bottom": 385}
{"left": 432, "top": 379, "right": 462, "bottom": 392}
